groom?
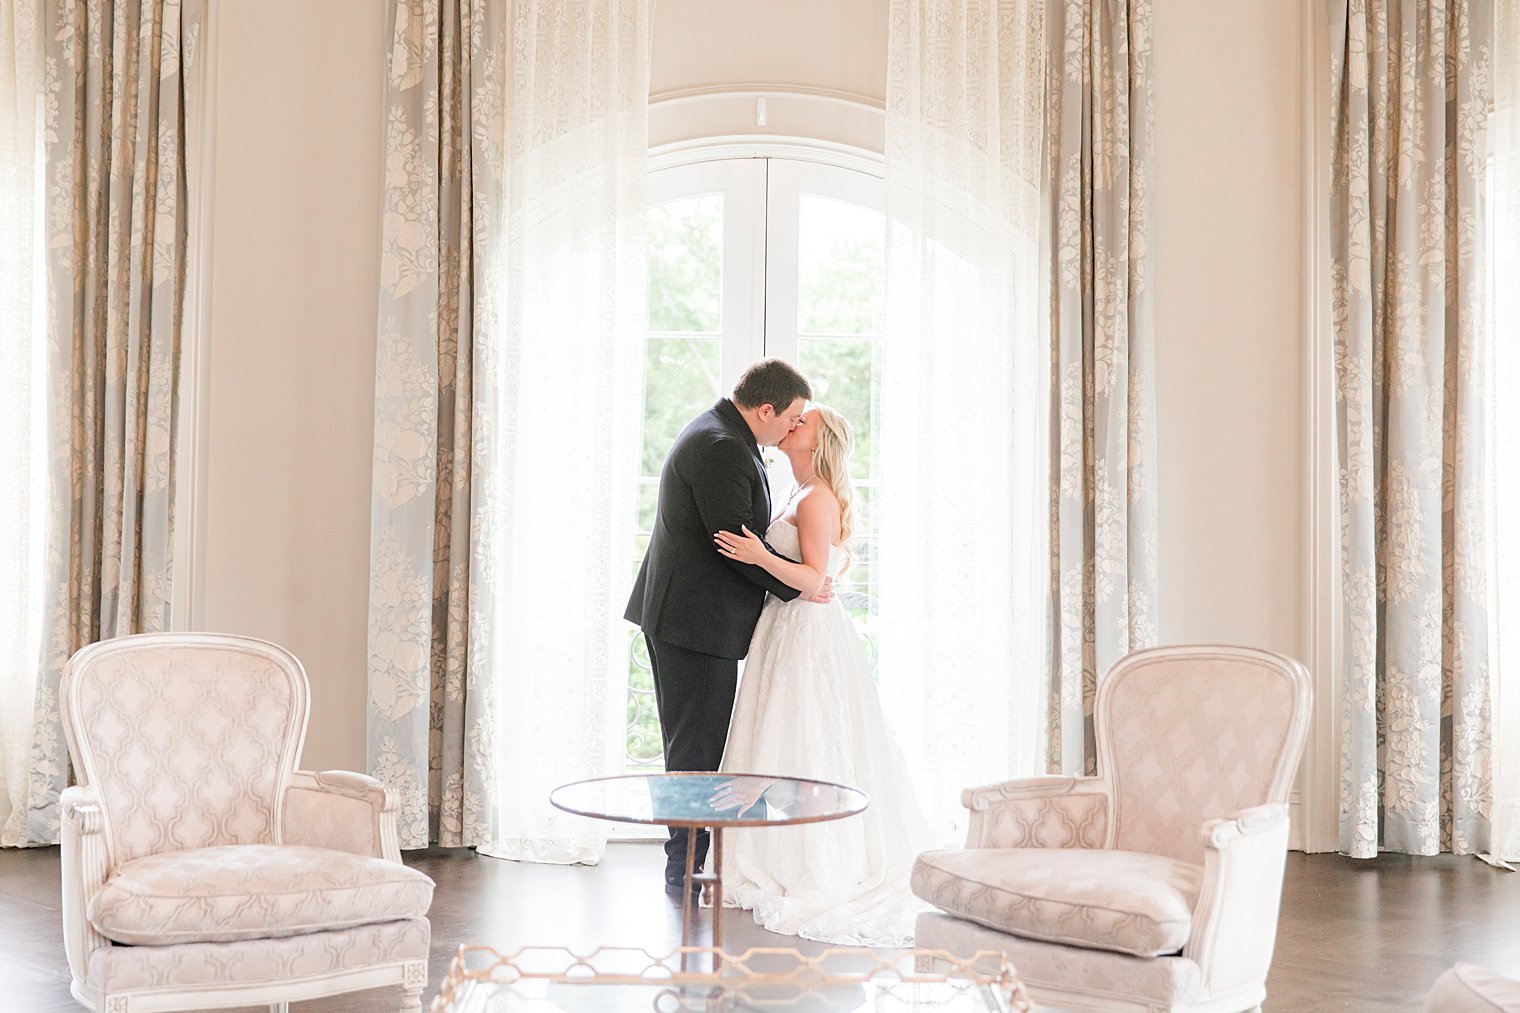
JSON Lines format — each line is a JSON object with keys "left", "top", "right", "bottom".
{"left": 625, "top": 358, "right": 830, "bottom": 896}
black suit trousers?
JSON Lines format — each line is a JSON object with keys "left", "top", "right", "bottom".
{"left": 645, "top": 634, "right": 738, "bottom": 874}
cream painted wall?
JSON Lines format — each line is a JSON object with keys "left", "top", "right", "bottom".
{"left": 651, "top": 0, "right": 886, "bottom": 101}
{"left": 200, "top": 1, "right": 387, "bottom": 772}
{"left": 649, "top": 0, "right": 887, "bottom": 150}
{"left": 1151, "top": 1, "right": 1304, "bottom": 661}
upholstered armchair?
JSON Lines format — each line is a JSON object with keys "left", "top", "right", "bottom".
{"left": 59, "top": 632, "right": 434, "bottom": 1013}
{"left": 913, "top": 644, "right": 1311, "bottom": 1013}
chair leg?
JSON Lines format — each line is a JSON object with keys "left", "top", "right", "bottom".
{"left": 269, "top": 1004, "right": 289, "bottom": 1013}
{"left": 399, "top": 958, "right": 428, "bottom": 1010}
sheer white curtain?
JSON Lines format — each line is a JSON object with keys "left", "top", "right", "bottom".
{"left": 471, "top": 0, "right": 650, "bottom": 863}
{"left": 369, "top": 0, "right": 648, "bottom": 859}
{"left": 880, "top": 0, "right": 1049, "bottom": 841}
{"left": 1489, "top": 0, "right": 1520, "bottom": 863}
{"left": 0, "top": 0, "right": 44, "bottom": 848}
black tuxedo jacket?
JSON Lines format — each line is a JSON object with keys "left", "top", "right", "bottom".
{"left": 624, "top": 398, "right": 802, "bottom": 659}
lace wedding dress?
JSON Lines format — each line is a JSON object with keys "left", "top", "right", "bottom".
{"left": 719, "top": 519, "right": 934, "bottom": 946}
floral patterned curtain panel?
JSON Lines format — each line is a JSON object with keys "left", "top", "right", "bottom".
{"left": 369, "top": 0, "right": 649, "bottom": 858}
{"left": 1045, "top": 0, "right": 1159, "bottom": 776}
{"left": 21, "top": 0, "right": 195, "bottom": 846}
{"left": 368, "top": 0, "right": 487, "bottom": 853}
{"left": 1330, "top": 0, "right": 1494, "bottom": 858}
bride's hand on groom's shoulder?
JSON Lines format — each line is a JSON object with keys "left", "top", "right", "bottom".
{"left": 713, "top": 525, "right": 768, "bottom": 565}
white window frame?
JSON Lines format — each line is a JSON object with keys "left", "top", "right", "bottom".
{"left": 760, "top": 156, "right": 886, "bottom": 370}
{"left": 646, "top": 144, "right": 886, "bottom": 388}
{"left": 617, "top": 144, "right": 887, "bottom": 833}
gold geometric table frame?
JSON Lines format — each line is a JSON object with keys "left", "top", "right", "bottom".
{"left": 431, "top": 944, "right": 1034, "bottom": 1011}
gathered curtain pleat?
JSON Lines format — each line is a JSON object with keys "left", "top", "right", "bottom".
{"left": 1330, "top": 0, "right": 1494, "bottom": 858}
{"left": 1044, "top": 0, "right": 1160, "bottom": 777}
{"left": 22, "top": 0, "right": 193, "bottom": 846}
{"left": 368, "top": 0, "right": 649, "bottom": 858}
{"left": 368, "top": 0, "right": 488, "bottom": 852}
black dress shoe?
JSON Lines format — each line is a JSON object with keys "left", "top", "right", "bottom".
{"left": 664, "top": 874, "right": 700, "bottom": 897}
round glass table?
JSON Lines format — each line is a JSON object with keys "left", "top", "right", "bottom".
{"left": 550, "top": 773, "right": 868, "bottom": 961}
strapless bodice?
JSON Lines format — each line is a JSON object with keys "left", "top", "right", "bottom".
{"left": 764, "top": 518, "right": 844, "bottom": 578}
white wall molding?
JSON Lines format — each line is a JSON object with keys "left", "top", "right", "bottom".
{"left": 650, "top": 88, "right": 884, "bottom": 157}
{"left": 1299, "top": 0, "right": 1342, "bottom": 854}
{"left": 652, "top": 82, "right": 884, "bottom": 109}
{"left": 650, "top": 136, "right": 884, "bottom": 177}
{"left": 172, "top": 1, "right": 219, "bottom": 631}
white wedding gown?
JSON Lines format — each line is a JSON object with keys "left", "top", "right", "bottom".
{"left": 719, "top": 519, "right": 934, "bottom": 947}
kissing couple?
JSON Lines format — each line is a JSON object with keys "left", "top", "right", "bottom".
{"left": 625, "top": 357, "right": 931, "bottom": 946}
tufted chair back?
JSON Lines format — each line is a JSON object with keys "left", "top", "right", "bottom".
{"left": 61, "top": 633, "right": 310, "bottom": 867}
{"left": 1098, "top": 644, "right": 1310, "bottom": 866}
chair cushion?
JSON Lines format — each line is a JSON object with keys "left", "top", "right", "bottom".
{"left": 1425, "top": 963, "right": 1520, "bottom": 1012}
{"left": 911, "top": 848, "right": 1202, "bottom": 958}
{"left": 88, "top": 844, "right": 435, "bottom": 945}
{"left": 87, "top": 918, "right": 431, "bottom": 995}
{"left": 915, "top": 910, "right": 1203, "bottom": 1007}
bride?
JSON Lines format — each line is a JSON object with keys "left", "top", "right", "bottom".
{"left": 711, "top": 404, "right": 933, "bottom": 947}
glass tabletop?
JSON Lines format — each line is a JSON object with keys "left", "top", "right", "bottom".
{"left": 549, "top": 773, "right": 869, "bottom": 828}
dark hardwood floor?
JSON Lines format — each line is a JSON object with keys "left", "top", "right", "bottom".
{"left": 2, "top": 843, "right": 1517, "bottom": 1011}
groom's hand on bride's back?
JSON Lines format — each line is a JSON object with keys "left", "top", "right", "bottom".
{"left": 801, "top": 575, "right": 833, "bottom": 604}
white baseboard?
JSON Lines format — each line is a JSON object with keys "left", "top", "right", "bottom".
{"left": 1288, "top": 788, "right": 1305, "bottom": 852}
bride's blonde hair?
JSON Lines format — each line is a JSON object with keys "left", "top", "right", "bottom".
{"left": 806, "top": 404, "right": 856, "bottom": 574}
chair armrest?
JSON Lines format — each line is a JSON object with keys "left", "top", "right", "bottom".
{"left": 282, "top": 769, "right": 403, "bottom": 862}
{"left": 961, "top": 775, "right": 1111, "bottom": 850}
{"left": 60, "top": 785, "right": 112, "bottom": 983}
{"left": 312, "top": 769, "right": 394, "bottom": 806}
{"left": 1185, "top": 803, "right": 1291, "bottom": 1002}
{"left": 1199, "top": 803, "right": 1287, "bottom": 847}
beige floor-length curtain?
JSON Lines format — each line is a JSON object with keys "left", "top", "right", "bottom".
{"left": 1330, "top": 0, "right": 1493, "bottom": 858}
{"left": 368, "top": 0, "right": 489, "bottom": 852}
{"left": 22, "top": 0, "right": 195, "bottom": 845}
{"left": 1045, "top": 0, "right": 1159, "bottom": 777}
{"left": 369, "top": 0, "right": 650, "bottom": 858}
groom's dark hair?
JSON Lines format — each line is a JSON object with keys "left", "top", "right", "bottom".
{"left": 732, "top": 358, "right": 811, "bottom": 412}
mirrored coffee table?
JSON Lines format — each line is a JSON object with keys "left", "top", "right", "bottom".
{"left": 550, "top": 773, "right": 868, "bottom": 963}
{"left": 430, "top": 944, "right": 1034, "bottom": 1012}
